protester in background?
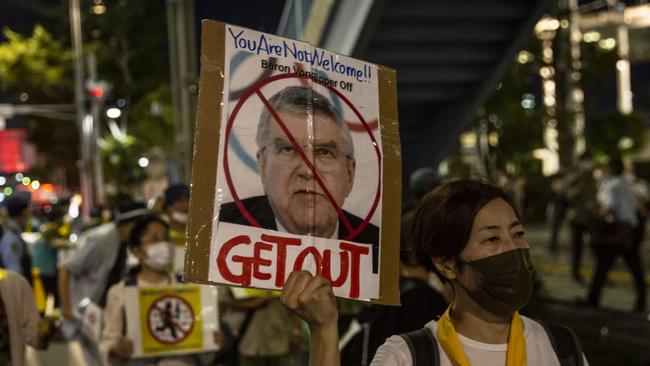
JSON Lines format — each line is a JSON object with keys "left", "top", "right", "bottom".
{"left": 281, "top": 180, "right": 589, "bottom": 366}
{"left": 0, "top": 192, "right": 34, "bottom": 283}
{"left": 58, "top": 201, "right": 148, "bottom": 364}
{"left": 547, "top": 168, "right": 570, "bottom": 252}
{"left": 0, "top": 267, "right": 50, "bottom": 366}
{"left": 32, "top": 204, "right": 68, "bottom": 307}
{"left": 627, "top": 171, "right": 649, "bottom": 262}
{"left": 401, "top": 166, "right": 441, "bottom": 232}
{"left": 566, "top": 153, "right": 597, "bottom": 284}
{"left": 101, "top": 214, "right": 198, "bottom": 365}
{"left": 218, "top": 287, "right": 293, "bottom": 366}
{"left": 163, "top": 183, "right": 190, "bottom": 247}
{"left": 585, "top": 157, "right": 646, "bottom": 312}
{"left": 163, "top": 183, "right": 190, "bottom": 275}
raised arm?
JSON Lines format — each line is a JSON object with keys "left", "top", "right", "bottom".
{"left": 280, "top": 271, "right": 340, "bottom": 366}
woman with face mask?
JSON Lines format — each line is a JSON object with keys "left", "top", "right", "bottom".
{"left": 281, "top": 180, "right": 589, "bottom": 366}
{"left": 99, "top": 214, "right": 196, "bottom": 366}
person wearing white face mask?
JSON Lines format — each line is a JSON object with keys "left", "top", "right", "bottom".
{"left": 100, "top": 214, "right": 205, "bottom": 366}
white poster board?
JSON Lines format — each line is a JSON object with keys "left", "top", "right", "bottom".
{"left": 124, "top": 284, "right": 219, "bottom": 357}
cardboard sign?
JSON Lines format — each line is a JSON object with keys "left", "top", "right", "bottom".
{"left": 124, "top": 284, "right": 219, "bottom": 357}
{"left": 185, "top": 20, "right": 401, "bottom": 304}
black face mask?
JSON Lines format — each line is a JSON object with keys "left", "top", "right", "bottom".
{"left": 456, "top": 248, "right": 535, "bottom": 317}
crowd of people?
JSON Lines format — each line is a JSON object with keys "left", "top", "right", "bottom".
{"left": 547, "top": 154, "right": 647, "bottom": 313}
{"left": 0, "top": 155, "right": 646, "bottom": 365}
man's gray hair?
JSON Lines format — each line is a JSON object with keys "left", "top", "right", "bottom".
{"left": 256, "top": 86, "right": 355, "bottom": 159}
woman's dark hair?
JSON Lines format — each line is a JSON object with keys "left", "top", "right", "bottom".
{"left": 409, "top": 179, "right": 519, "bottom": 280}
{"left": 128, "top": 214, "right": 169, "bottom": 250}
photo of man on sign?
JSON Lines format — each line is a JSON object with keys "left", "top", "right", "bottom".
{"left": 185, "top": 21, "right": 400, "bottom": 303}
{"left": 219, "top": 85, "right": 380, "bottom": 271}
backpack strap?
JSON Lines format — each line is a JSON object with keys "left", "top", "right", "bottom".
{"left": 536, "top": 320, "right": 584, "bottom": 366}
{"left": 399, "top": 327, "right": 439, "bottom": 366}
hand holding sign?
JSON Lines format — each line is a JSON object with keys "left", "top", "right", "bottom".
{"left": 112, "top": 338, "right": 134, "bottom": 359}
{"left": 281, "top": 271, "right": 338, "bottom": 330}
{"left": 281, "top": 271, "right": 340, "bottom": 366}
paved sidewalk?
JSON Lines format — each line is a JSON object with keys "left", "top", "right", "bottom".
{"left": 526, "top": 221, "right": 650, "bottom": 313}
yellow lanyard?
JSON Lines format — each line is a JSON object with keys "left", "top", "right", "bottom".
{"left": 437, "top": 307, "right": 526, "bottom": 366}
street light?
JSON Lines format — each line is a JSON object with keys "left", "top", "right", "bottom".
{"left": 138, "top": 157, "right": 150, "bottom": 168}
{"left": 106, "top": 107, "right": 121, "bottom": 119}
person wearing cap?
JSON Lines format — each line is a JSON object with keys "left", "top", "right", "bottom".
{"left": 58, "top": 201, "right": 149, "bottom": 365}
{"left": 162, "top": 184, "right": 190, "bottom": 275}
{"left": 163, "top": 183, "right": 190, "bottom": 247}
{"left": 0, "top": 191, "right": 33, "bottom": 282}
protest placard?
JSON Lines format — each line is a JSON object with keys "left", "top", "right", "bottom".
{"left": 124, "top": 284, "right": 219, "bottom": 357}
{"left": 185, "top": 20, "right": 400, "bottom": 304}
{"left": 79, "top": 300, "right": 103, "bottom": 343}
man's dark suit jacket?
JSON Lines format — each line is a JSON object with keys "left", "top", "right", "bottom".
{"left": 218, "top": 195, "right": 380, "bottom": 272}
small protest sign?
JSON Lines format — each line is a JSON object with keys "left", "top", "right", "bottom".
{"left": 184, "top": 20, "right": 401, "bottom": 304}
{"left": 79, "top": 300, "right": 103, "bottom": 343}
{"left": 124, "top": 284, "right": 219, "bottom": 357}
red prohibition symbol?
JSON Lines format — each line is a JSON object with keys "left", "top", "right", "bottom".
{"left": 146, "top": 295, "right": 195, "bottom": 345}
{"left": 222, "top": 73, "right": 382, "bottom": 241}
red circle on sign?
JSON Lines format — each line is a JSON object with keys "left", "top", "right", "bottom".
{"left": 146, "top": 295, "right": 195, "bottom": 345}
{"left": 222, "top": 73, "right": 382, "bottom": 241}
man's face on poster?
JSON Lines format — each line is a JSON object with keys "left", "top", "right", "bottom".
{"left": 257, "top": 110, "right": 355, "bottom": 238}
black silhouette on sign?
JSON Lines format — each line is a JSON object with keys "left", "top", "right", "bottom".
{"left": 147, "top": 295, "right": 195, "bottom": 344}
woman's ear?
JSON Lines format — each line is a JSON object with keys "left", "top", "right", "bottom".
{"left": 432, "top": 256, "right": 457, "bottom": 281}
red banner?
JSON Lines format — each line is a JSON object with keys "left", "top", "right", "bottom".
{"left": 0, "top": 129, "right": 28, "bottom": 173}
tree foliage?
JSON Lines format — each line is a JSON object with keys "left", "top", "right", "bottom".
{"left": 587, "top": 111, "right": 646, "bottom": 159}
{"left": 481, "top": 41, "right": 545, "bottom": 178}
{"left": 100, "top": 134, "right": 147, "bottom": 190}
{"left": 0, "top": 0, "right": 173, "bottom": 195}
{"left": 0, "top": 25, "right": 72, "bottom": 99}
{"left": 0, "top": 25, "right": 78, "bottom": 182}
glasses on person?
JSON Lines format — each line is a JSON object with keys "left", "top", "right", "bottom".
{"left": 262, "top": 139, "right": 353, "bottom": 172}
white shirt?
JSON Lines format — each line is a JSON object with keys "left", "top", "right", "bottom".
{"left": 371, "top": 316, "right": 590, "bottom": 366}
{"left": 597, "top": 176, "right": 638, "bottom": 226}
{"left": 63, "top": 223, "right": 122, "bottom": 306}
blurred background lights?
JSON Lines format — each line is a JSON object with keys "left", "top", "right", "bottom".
{"left": 521, "top": 94, "right": 536, "bottom": 109}
{"left": 106, "top": 107, "right": 122, "bottom": 119}
{"left": 598, "top": 38, "right": 616, "bottom": 51}
{"left": 583, "top": 31, "right": 601, "bottom": 43}
{"left": 619, "top": 137, "right": 634, "bottom": 150}
{"left": 0, "top": 177, "right": 5, "bottom": 186}
{"left": 3, "top": 187, "right": 12, "bottom": 196}
{"left": 138, "top": 157, "right": 150, "bottom": 168}
{"left": 31, "top": 180, "right": 40, "bottom": 190}
{"left": 22, "top": 177, "right": 31, "bottom": 186}
{"left": 15, "top": 173, "right": 23, "bottom": 182}
{"left": 92, "top": 4, "right": 106, "bottom": 14}
{"left": 517, "top": 50, "right": 534, "bottom": 64}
